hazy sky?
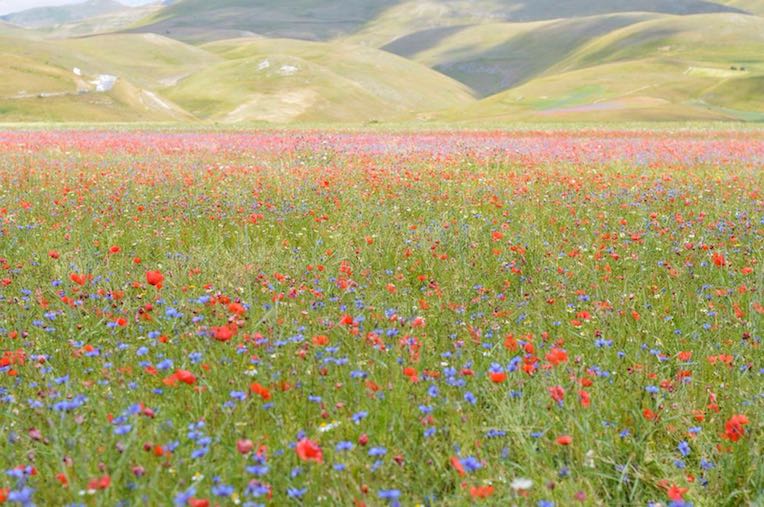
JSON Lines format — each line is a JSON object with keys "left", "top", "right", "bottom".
{"left": 0, "top": 0, "right": 154, "bottom": 16}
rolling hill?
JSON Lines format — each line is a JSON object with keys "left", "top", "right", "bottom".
{"left": 344, "top": 0, "right": 748, "bottom": 47}
{"left": 0, "top": 30, "right": 203, "bottom": 121}
{"left": 0, "top": 0, "right": 127, "bottom": 28}
{"left": 133, "top": 0, "right": 747, "bottom": 45}
{"left": 164, "top": 38, "right": 475, "bottom": 122}
{"left": 35, "top": 3, "right": 163, "bottom": 38}
{"left": 0, "top": 0, "right": 762, "bottom": 123}
{"left": 446, "top": 13, "right": 764, "bottom": 121}
{"left": 129, "top": 0, "right": 400, "bottom": 43}
{"left": 380, "top": 13, "right": 662, "bottom": 97}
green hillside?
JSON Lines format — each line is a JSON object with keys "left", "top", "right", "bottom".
{"left": 130, "top": 0, "right": 747, "bottom": 44}
{"left": 130, "top": 0, "right": 399, "bottom": 43}
{"left": 0, "top": 31, "right": 203, "bottom": 121}
{"left": 449, "top": 14, "right": 764, "bottom": 122}
{"left": 345, "top": 0, "right": 744, "bottom": 47}
{"left": 164, "top": 38, "right": 475, "bottom": 122}
{"left": 381, "top": 13, "right": 661, "bottom": 97}
{"left": 717, "top": 0, "right": 764, "bottom": 14}
{"left": 54, "top": 33, "right": 220, "bottom": 88}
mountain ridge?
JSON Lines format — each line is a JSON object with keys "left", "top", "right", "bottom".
{"left": 0, "top": 0, "right": 127, "bottom": 28}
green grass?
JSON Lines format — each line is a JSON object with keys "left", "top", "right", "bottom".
{"left": 0, "top": 128, "right": 761, "bottom": 506}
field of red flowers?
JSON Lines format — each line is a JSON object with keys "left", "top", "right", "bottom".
{"left": 0, "top": 129, "right": 761, "bottom": 506}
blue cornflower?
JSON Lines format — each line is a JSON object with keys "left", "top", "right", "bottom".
{"left": 212, "top": 484, "right": 234, "bottom": 497}
{"left": 286, "top": 487, "right": 306, "bottom": 498}
{"left": 335, "top": 441, "right": 353, "bottom": 452}
{"left": 378, "top": 489, "right": 400, "bottom": 500}
{"left": 174, "top": 487, "right": 196, "bottom": 506}
{"left": 460, "top": 456, "right": 482, "bottom": 473}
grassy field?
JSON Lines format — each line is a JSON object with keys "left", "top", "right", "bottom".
{"left": 0, "top": 127, "right": 761, "bottom": 506}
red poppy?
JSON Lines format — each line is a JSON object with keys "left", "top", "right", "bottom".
{"left": 450, "top": 455, "right": 465, "bottom": 476}
{"left": 556, "top": 435, "right": 573, "bottom": 446}
{"left": 312, "top": 335, "right": 329, "bottom": 346}
{"left": 164, "top": 369, "right": 197, "bottom": 386}
{"left": 70, "top": 273, "right": 87, "bottom": 286}
{"left": 87, "top": 475, "right": 111, "bottom": 490}
{"left": 146, "top": 270, "right": 164, "bottom": 288}
{"left": 250, "top": 382, "right": 271, "bottom": 400}
{"left": 470, "top": 485, "right": 494, "bottom": 499}
{"left": 237, "top": 439, "right": 254, "bottom": 454}
{"left": 295, "top": 438, "right": 323, "bottom": 463}
{"left": 667, "top": 484, "right": 688, "bottom": 501}
{"left": 402, "top": 367, "right": 418, "bottom": 382}
{"left": 549, "top": 385, "right": 565, "bottom": 403}
{"left": 211, "top": 325, "right": 235, "bottom": 342}
{"left": 546, "top": 347, "right": 568, "bottom": 366}
{"left": 228, "top": 302, "right": 246, "bottom": 315}
{"left": 723, "top": 414, "right": 749, "bottom": 442}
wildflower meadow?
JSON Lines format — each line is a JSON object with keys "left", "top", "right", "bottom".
{"left": 0, "top": 129, "right": 761, "bottom": 506}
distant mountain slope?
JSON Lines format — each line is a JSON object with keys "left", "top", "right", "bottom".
{"left": 163, "top": 37, "right": 475, "bottom": 122}
{"left": 354, "top": 1, "right": 746, "bottom": 47}
{"left": 381, "top": 13, "right": 660, "bottom": 97}
{"left": 716, "top": 0, "right": 764, "bottom": 14}
{"left": 448, "top": 13, "right": 764, "bottom": 122}
{"left": 131, "top": 0, "right": 746, "bottom": 44}
{"left": 37, "top": 3, "right": 163, "bottom": 38}
{"left": 0, "top": 0, "right": 126, "bottom": 28}
{"left": 130, "top": 0, "right": 399, "bottom": 43}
